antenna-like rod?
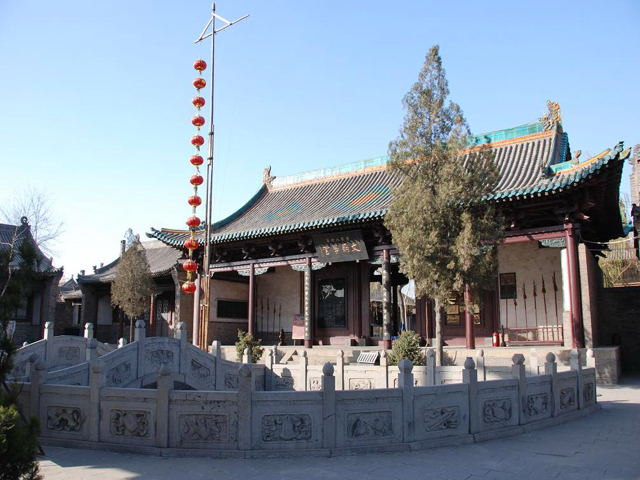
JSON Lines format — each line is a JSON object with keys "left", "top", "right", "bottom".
{"left": 195, "top": 2, "right": 248, "bottom": 349}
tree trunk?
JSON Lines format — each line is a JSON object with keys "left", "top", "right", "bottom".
{"left": 128, "top": 316, "right": 133, "bottom": 342}
{"left": 434, "top": 297, "right": 443, "bottom": 366}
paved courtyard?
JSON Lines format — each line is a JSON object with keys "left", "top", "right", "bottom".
{"left": 39, "top": 377, "right": 640, "bottom": 480}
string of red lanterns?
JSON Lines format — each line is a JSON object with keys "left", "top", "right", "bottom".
{"left": 181, "top": 59, "right": 208, "bottom": 294}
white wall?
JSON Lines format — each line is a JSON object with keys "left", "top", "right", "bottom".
{"left": 255, "top": 266, "right": 301, "bottom": 333}
{"left": 497, "top": 243, "right": 563, "bottom": 334}
{"left": 210, "top": 278, "right": 249, "bottom": 325}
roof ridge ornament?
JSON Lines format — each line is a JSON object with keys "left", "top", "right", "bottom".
{"left": 539, "top": 101, "right": 562, "bottom": 131}
{"left": 263, "top": 165, "right": 276, "bottom": 189}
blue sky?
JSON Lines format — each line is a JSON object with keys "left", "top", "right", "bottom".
{"left": 1, "top": 1, "right": 638, "bottom": 277}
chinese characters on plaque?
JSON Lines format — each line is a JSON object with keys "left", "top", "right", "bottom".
{"left": 312, "top": 230, "right": 369, "bottom": 263}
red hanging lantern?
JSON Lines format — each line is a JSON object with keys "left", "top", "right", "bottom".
{"left": 186, "top": 216, "right": 201, "bottom": 228}
{"left": 190, "top": 174, "right": 204, "bottom": 186}
{"left": 191, "top": 135, "right": 204, "bottom": 147}
{"left": 183, "top": 259, "right": 198, "bottom": 272}
{"left": 181, "top": 281, "right": 197, "bottom": 294}
{"left": 192, "top": 115, "right": 205, "bottom": 127}
{"left": 184, "top": 238, "right": 199, "bottom": 250}
{"left": 193, "top": 59, "right": 207, "bottom": 72}
{"left": 188, "top": 195, "right": 202, "bottom": 206}
{"left": 193, "top": 77, "right": 206, "bottom": 90}
{"left": 190, "top": 154, "right": 204, "bottom": 166}
{"left": 192, "top": 96, "right": 206, "bottom": 109}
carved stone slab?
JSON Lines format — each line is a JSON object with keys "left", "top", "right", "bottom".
{"left": 99, "top": 397, "right": 157, "bottom": 446}
{"left": 251, "top": 400, "right": 322, "bottom": 449}
{"left": 476, "top": 381, "right": 519, "bottom": 431}
{"left": 413, "top": 385, "right": 469, "bottom": 441}
{"left": 46, "top": 406, "right": 86, "bottom": 433}
{"left": 262, "top": 414, "right": 312, "bottom": 442}
{"left": 142, "top": 338, "right": 180, "bottom": 377}
{"left": 110, "top": 409, "right": 150, "bottom": 437}
{"left": 336, "top": 394, "right": 403, "bottom": 447}
{"left": 523, "top": 378, "right": 552, "bottom": 422}
{"left": 102, "top": 342, "right": 138, "bottom": 388}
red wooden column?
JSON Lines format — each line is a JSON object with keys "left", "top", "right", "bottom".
{"left": 248, "top": 263, "right": 255, "bottom": 336}
{"left": 464, "top": 284, "right": 475, "bottom": 349}
{"left": 303, "top": 257, "right": 313, "bottom": 348}
{"left": 382, "top": 249, "right": 392, "bottom": 350}
{"left": 192, "top": 274, "right": 201, "bottom": 346}
{"left": 149, "top": 294, "right": 156, "bottom": 337}
{"left": 564, "top": 222, "right": 584, "bottom": 348}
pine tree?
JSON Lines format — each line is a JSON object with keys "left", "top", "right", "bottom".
{"left": 110, "top": 239, "right": 155, "bottom": 340}
{"left": 385, "top": 46, "right": 503, "bottom": 365}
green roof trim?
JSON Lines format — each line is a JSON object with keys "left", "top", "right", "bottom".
{"left": 549, "top": 160, "right": 573, "bottom": 173}
{"left": 271, "top": 155, "right": 389, "bottom": 188}
{"left": 468, "top": 122, "right": 545, "bottom": 147}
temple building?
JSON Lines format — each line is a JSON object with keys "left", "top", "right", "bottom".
{"left": 1, "top": 217, "right": 62, "bottom": 345}
{"left": 148, "top": 104, "right": 630, "bottom": 351}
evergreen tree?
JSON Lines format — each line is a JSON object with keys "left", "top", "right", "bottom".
{"left": 110, "top": 239, "right": 155, "bottom": 340}
{"left": 0, "top": 226, "right": 41, "bottom": 480}
{"left": 385, "top": 46, "right": 503, "bottom": 365}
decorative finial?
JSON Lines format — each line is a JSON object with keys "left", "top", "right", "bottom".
{"left": 539, "top": 101, "right": 562, "bottom": 130}
{"left": 263, "top": 165, "right": 275, "bottom": 188}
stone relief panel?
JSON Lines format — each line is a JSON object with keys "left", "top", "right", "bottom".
{"left": 57, "top": 346, "right": 81, "bottom": 365}
{"left": 224, "top": 373, "right": 238, "bottom": 389}
{"left": 527, "top": 393, "right": 549, "bottom": 417}
{"left": 11, "top": 361, "right": 27, "bottom": 378}
{"left": 107, "top": 361, "right": 132, "bottom": 387}
{"left": 110, "top": 409, "right": 150, "bottom": 437}
{"left": 560, "top": 387, "right": 576, "bottom": 410}
{"left": 179, "top": 414, "right": 229, "bottom": 443}
{"left": 145, "top": 349, "right": 174, "bottom": 370}
{"left": 274, "top": 376, "right": 295, "bottom": 391}
{"left": 583, "top": 382, "right": 595, "bottom": 404}
{"left": 190, "top": 359, "right": 211, "bottom": 380}
{"left": 308, "top": 377, "right": 321, "bottom": 391}
{"left": 47, "top": 406, "right": 85, "bottom": 432}
{"left": 262, "top": 414, "right": 312, "bottom": 442}
{"left": 423, "top": 406, "right": 460, "bottom": 432}
{"left": 347, "top": 411, "right": 393, "bottom": 440}
{"left": 482, "top": 398, "right": 512, "bottom": 424}
{"left": 348, "top": 378, "right": 372, "bottom": 390}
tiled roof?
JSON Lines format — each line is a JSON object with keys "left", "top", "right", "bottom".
{"left": 77, "top": 240, "right": 182, "bottom": 284}
{"left": 0, "top": 222, "right": 54, "bottom": 272}
{"left": 148, "top": 120, "right": 629, "bottom": 248}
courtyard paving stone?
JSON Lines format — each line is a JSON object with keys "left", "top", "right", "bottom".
{"left": 38, "top": 376, "right": 640, "bottom": 480}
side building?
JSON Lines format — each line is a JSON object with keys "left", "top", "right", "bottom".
{"left": 77, "top": 239, "right": 186, "bottom": 343}
{"left": 148, "top": 104, "right": 629, "bottom": 355}
{"left": 1, "top": 217, "right": 63, "bottom": 345}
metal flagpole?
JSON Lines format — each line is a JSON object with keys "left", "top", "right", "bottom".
{"left": 195, "top": 2, "right": 249, "bottom": 349}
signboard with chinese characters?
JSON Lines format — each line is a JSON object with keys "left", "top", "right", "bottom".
{"left": 312, "top": 230, "right": 369, "bottom": 263}
{"left": 291, "top": 314, "right": 305, "bottom": 340}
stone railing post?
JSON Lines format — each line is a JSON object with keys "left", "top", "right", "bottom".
{"left": 586, "top": 348, "right": 595, "bottom": 368}
{"left": 175, "top": 321, "right": 187, "bottom": 343}
{"left": 210, "top": 340, "right": 223, "bottom": 391}
{"left": 44, "top": 321, "right": 55, "bottom": 363}
{"left": 512, "top": 354, "right": 526, "bottom": 425}
{"left": 156, "top": 365, "right": 172, "bottom": 448}
{"left": 265, "top": 348, "right": 275, "bottom": 391}
{"left": 336, "top": 349, "right": 345, "bottom": 390}
{"left": 570, "top": 349, "right": 585, "bottom": 409}
{"left": 398, "top": 358, "right": 414, "bottom": 443}
{"left": 134, "top": 320, "right": 146, "bottom": 343}
{"left": 88, "top": 360, "right": 104, "bottom": 442}
{"left": 476, "top": 349, "right": 485, "bottom": 381}
{"left": 462, "top": 357, "right": 478, "bottom": 434}
{"left": 117, "top": 338, "right": 127, "bottom": 348}
{"left": 529, "top": 348, "right": 539, "bottom": 376}
{"left": 242, "top": 347, "right": 251, "bottom": 364}
{"left": 379, "top": 350, "right": 388, "bottom": 389}
{"left": 237, "top": 364, "right": 252, "bottom": 450}
{"left": 29, "top": 358, "right": 46, "bottom": 419}
{"left": 322, "top": 362, "right": 336, "bottom": 449}
{"left": 83, "top": 322, "right": 94, "bottom": 339}
{"left": 544, "top": 353, "right": 560, "bottom": 417}
{"left": 300, "top": 350, "right": 308, "bottom": 391}
{"left": 85, "top": 338, "right": 97, "bottom": 363}
{"left": 426, "top": 349, "right": 436, "bottom": 386}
